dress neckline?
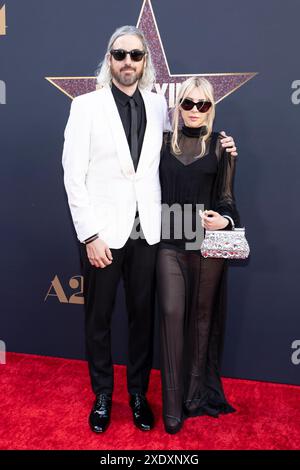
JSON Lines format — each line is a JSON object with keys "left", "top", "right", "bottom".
{"left": 181, "top": 125, "right": 208, "bottom": 138}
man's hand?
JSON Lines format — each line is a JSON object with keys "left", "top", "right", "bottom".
{"left": 199, "top": 210, "right": 229, "bottom": 231}
{"left": 220, "top": 131, "right": 238, "bottom": 157}
{"left": 86, "top": 238, "right": 113, "bottom": 268}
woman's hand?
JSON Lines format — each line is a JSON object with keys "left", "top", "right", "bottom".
{"left": 220, "top": 131, "right": 238, "bottom": 157}
{"left": 199, "top": 210, "right": 229, "bottom": 230}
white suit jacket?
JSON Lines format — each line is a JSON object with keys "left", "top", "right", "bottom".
{"left": 62, "top": 84, "right": 170, "bottom": 248}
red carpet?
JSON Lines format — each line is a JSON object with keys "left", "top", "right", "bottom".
{"left": 0, "top": 352, "right": 299, "bottom": 450}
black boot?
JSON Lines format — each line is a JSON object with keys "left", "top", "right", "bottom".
{"left": 129, "top": 393, "right": 154, "bottom": 431}
{"left": 164, "top": 415, "right": 183, "bottom": 434}
{"left": 89, "top": 393, "right": 112, "bottom": 433}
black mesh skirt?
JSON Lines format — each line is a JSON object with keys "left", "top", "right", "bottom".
{"left": 156, "top": 246, "right": 236, "bottom": 428}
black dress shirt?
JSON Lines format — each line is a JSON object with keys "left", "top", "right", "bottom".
{"left": 111, "top": 82, "right": 147, "bottom": 167}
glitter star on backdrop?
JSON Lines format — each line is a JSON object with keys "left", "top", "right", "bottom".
{"left": 45, "top": 0, "right": 257, "bottom": 105}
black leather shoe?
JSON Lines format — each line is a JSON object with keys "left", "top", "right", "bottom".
{"left": 129, "top": 393, "right": 154, "bottom": 431}
{"left": 89, "top": 393, "right": 112, "bottom": 433}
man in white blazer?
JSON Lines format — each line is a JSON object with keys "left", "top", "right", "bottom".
{"left": 62, "top": 25, "right": 237, "bottom": 434}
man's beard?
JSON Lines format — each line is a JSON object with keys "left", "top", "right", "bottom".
{"left": 111, "top": 65, "right": 143, "bottom": 87}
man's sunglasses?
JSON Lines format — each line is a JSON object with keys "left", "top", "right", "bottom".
{"left": 180, "top": 98, "right": 212, "bottom": 113}
{"left": 110, "top": 49, "right": 146, "bottom": 62}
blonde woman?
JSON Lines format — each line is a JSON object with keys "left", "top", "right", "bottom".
{"left": 157, "top": 77, "right": 240, "bottom": 434}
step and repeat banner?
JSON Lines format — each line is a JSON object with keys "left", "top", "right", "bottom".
{"left": 0, "top": 0, "right": 299, "bottom": 384}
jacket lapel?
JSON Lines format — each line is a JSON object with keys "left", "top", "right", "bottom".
{"left": 101, "top": 85, "right": 135, "bottom": 176}
{"left": 100, "top": 85, "right": 157, "bottom": 179}
{"left": 136, "top": 89, "right": 155, "bottom": 178}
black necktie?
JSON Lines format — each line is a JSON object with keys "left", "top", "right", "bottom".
{"left": 129, "top": 97, "right": 138, "bottom": 170}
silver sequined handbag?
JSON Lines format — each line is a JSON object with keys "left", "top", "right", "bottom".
{"left": 200, "top": 227, "right": 250, "bottom": 259}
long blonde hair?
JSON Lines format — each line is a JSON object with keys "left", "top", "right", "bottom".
{"left": 172, "top": 77, "right": 215, "bottom": 158}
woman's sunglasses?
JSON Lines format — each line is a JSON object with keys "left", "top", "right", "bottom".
{"left": 180, "top": 98, "right": 212, "bottom": 113}
{"left": 110, "top": 49, "right": 146, "bottom": 62}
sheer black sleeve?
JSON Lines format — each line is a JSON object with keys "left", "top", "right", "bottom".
{"left": 212, "top": 134, "right": 240, "bottom": 227}
{"left": 161, "top": 131, "right": 172, "bottom": 154}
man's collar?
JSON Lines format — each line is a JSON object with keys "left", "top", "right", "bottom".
{"left": 111, "top": 82, "right": 142, "bottom": 106}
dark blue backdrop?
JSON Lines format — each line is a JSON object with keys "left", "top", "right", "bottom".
{"left": 1, "top": 0, "right": 299, "bottom": 384}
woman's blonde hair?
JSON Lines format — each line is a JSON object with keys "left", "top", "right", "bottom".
{"left": 171, "top": 77, "right": 215, "bottom": 158}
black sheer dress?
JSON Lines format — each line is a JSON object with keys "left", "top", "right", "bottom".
{"left": 157, "top": 125, "right": 240, "bottom": 433}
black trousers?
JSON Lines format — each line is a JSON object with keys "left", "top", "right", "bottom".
{"left": 78, "top": 236, "right": 158, "bottom": 396}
